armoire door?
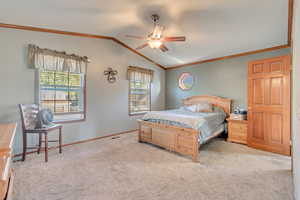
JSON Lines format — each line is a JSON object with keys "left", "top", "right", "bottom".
{"left": 248, "top": 55, "right": 291, "bottom": 156}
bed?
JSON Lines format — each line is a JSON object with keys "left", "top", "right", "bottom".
{"left": 137, "top": 95, "right": 231, "bottom": 162}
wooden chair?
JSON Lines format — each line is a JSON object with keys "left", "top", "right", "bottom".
{"left": 18, "top": 104, "right": 63, "bottom": 162}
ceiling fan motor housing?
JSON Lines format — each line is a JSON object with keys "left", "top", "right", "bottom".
{"left": 151, "top": 14, "right": 160, "bottom": 24}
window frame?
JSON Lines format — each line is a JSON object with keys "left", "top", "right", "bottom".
{"left": 128, "top": 77, "right": 152, "bottom": 116}
{"left": 37, "top": 69, "right": 87, "bottom": 124}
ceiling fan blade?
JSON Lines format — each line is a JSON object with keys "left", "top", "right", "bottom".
{"left": 136, "top": 43, "right": 149, "bottom": 50}
{"left": 160, "top": 44, "right": 169, "bottom": 52}
{"left": 125, "top": 35, "right": 145, "bottom": 40}
{"left": 162, "top": 36, "right": 186, "bottom": 42}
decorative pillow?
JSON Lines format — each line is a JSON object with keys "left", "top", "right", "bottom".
{"left": 184, "top": 104, "right": 198, "bottom": 112}
{"left": 184, "top": 102, "right": 213, "bottom": 113}
{"left": 195, "top": 102, "right": 213, "bottom": 112}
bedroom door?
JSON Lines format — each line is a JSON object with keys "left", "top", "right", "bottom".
{"left": 248, "top": 55, "right": 291, "bottom": 156}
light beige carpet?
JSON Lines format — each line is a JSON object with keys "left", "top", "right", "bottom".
{"left": 13, "top": 132, "right": 293, "bottom": 200}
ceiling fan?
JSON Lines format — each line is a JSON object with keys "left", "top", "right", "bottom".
{"left": 125, "top": 14, "right": 186, "bottom": 52}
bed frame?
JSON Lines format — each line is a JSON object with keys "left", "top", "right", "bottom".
{"left": 137, "top": 95, "right": 231, "bottom": 162}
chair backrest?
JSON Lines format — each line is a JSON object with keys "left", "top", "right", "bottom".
{"left": 19, "top": 104, "right": 39, "bottom": 131}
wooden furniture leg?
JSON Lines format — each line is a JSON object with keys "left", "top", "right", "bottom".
{"left": 192, "top": 141, "right": 199, "bottom": 162}
{"left": 22, "top": 133, "right": 27, "bottom": 161}
{"left": 44, "top": 132, "right": 48, "bottom": 162}
{"left": 192, "top": 154, "right": 198, "bottom": 162}
{"left": 59, "top": 127, "right": 62, "bottom": 154}
{"left": 37, "top": 133, "right": 42, "bottom": 154}
{"left": 138, "top": 123, "right": 142, "bottom": 143}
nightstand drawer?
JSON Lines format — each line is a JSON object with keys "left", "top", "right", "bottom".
{"left": 227, "top": 119, "right": 248, "bottom": 144}
{"left": 230, "top": 131, "right": 247, "bottom": 141}
{"left": 230, "top": 123, "right": 247, "bottom": 133}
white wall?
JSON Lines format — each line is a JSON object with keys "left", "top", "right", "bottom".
{"left": 0, "top": 28, "right": 165, "bottom": 155}
{"left": 293, "top": 0, "right": 300, "bottom": 199}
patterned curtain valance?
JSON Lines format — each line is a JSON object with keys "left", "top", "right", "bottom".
{"left": 28, "top": 44, "right": 89, "bottom": 73}
{"left": 127, "top": 66, "right": 154, "bottom": 82}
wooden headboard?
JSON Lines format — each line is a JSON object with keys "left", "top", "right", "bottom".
{"left": 182, "top": 95, "right": 232, "bottom": 116}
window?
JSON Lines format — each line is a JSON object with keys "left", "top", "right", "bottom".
{"left": 28, "top": 44, "right": 88, "bottom": 123}
{"left": 39, "top": 70, "right": 86, "bottom": 122}
{"left": 128, "top": 66, "right": 153, "bottom": 115}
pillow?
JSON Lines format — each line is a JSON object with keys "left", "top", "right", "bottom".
{"left": 184, "top": 104, "right": 198, "bottom": 112}
{"left": 184, "top": 102, "right": 213, "bottom": 113}
{"left": 195, "top": 102, "right": 213, "bottom": 112}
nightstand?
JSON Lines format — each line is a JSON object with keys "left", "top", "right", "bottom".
{"left": 227, "top": 119, "right": 248, "bottom": 144}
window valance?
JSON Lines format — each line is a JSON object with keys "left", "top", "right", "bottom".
{"left": 127, "top": 66, "right": 154, "bottom": 83}
{"left": 28, "top": 44, "right": 89, "bottom": 73}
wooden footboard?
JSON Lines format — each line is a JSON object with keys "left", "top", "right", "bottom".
{"left": 137, "top": 120, "right": 199, "bottom": 162}
{"left": 138, "top": 95, "right": 232, "bottom": 162}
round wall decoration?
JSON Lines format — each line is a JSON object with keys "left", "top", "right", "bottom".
{"left": 178, "top": 72, "right": 194, "bottom": 90}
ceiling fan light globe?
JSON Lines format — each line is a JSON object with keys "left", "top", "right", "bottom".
{"left": 148, "top": 40, "right": 162, "bottom": 49}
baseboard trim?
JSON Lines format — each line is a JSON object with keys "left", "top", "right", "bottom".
{"left": 13, "top": 129, "right": 137, "bottom": 158}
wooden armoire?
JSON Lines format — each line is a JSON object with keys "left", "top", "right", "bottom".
{"left": 247, "top": 55, "right": 291, "bottom": 156}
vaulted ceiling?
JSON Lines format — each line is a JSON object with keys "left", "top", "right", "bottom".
{"left": 0, "top": 0, "right": 289, "bottom": 68}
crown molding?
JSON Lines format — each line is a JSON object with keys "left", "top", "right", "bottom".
{"left": 0, "top": 23, "right": 114, "bottom": 40}
{"left": 166, "top": 44, "right": 290, "bottom": 70}
{"left": 0, "top": 23, "right": 166, "bottom": 70}
{"left": 0, "top": 0, "right": 292, "bottom": 71}
{"left": 111, "top": 38, "right": 165, "bottom": 69}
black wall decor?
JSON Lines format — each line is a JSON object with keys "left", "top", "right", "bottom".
{"left": 104, "top": 67, "right": 118, "bottom": 83}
